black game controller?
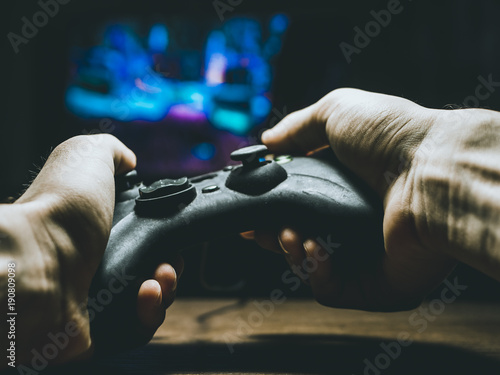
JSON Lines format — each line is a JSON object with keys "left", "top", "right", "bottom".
{"left": 89, "top": 145, "right": 384, "bottom": 352}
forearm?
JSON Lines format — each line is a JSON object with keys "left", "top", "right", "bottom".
{"left": 415, "top": 109, "right": 500, "bottom": 281}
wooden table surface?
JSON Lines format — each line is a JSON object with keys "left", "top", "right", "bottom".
{"left": 50, "top": 298, "right": 500, "bottom": 374}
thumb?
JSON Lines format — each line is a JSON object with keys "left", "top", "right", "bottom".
{"left": 261, "top": 102, "right": 330, "bottom": 154}
{"left": 18, "top": 134, "right": 136, "bottom": 203}
{"left": 263, "top": 88, "right": 441, "bottom": 196}
{"left": 16, "top": 134, "right": 136, "bottom": 239}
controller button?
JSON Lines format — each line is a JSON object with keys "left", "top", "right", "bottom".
{"left": 230, "top": 145, "right": 269, "bottom": 168}
{"left": 115, "top": 170, "right": 140, "bottom": 192}
{"left": 139, "top": 176, "right": 190, "bottom": 199}
{"left": 202, "top": 185, "right": 220, "bottom": 193}
{"left": 190, "top": 173, "right": 218, "bottom": 183}
{"left": 274, "top": 155, "right": 293, "bottom": 164}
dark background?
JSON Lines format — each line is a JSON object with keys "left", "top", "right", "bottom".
{"left": 2, "top": 0, "right": 500, "bottom": 300}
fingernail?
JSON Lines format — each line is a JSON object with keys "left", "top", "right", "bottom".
{"left": 277, "top": 233, "right": 290, "bottom": 255}
{"left": 303, "top": 239, "right": 317, "bottom": 256}
{"left": 240, "top": 231, "right": 255, "bottom": 240}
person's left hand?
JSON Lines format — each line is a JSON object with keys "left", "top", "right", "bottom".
{"left": 0, "top": 135, "right": 182, "bottom": 366}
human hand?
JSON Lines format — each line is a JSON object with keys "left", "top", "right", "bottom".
{"left": 251, "top": 88, "right": 500, "bottom": 311}
{"left": 0, "top": 135, "right": 182, "bottom": 366}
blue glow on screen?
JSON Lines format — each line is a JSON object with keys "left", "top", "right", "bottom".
{"left": 212, "top": 108, "right": 252, "bottom": 135}
{"left": 270, "top": 14, "right": 289, "bottom": 34}
{"left": 191, "top": 142, "right": 216, "bottom": 160}
{"left": 148, "top": 24, "right": 169, "bottom": 52}
{"left": 251, "top": 95, "right": 272, "bottom": 118}
{"left": 66, "top": 15, "right": 289, "bottom": 135}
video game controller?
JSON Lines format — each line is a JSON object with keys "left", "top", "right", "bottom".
{"left": 89, "top": 145, "right": 384, "bottom": 352}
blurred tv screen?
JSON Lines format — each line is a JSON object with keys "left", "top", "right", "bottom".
{"left": 65, "top": 14, "right": 290, "bottom": 179}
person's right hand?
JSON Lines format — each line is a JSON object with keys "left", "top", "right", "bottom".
{"left": 251, "top": 88, "right": 500, "bottom": 311}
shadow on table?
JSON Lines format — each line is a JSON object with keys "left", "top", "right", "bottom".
{"left": 40, "top": 333, "right": 500, "bottom": 375}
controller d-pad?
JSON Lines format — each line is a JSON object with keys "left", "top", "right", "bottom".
{"left": 136, "top": 176, "right": 197, "bottom": 214}
{"left": 139, "top": 177, "right": 190, "bottom": 199}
